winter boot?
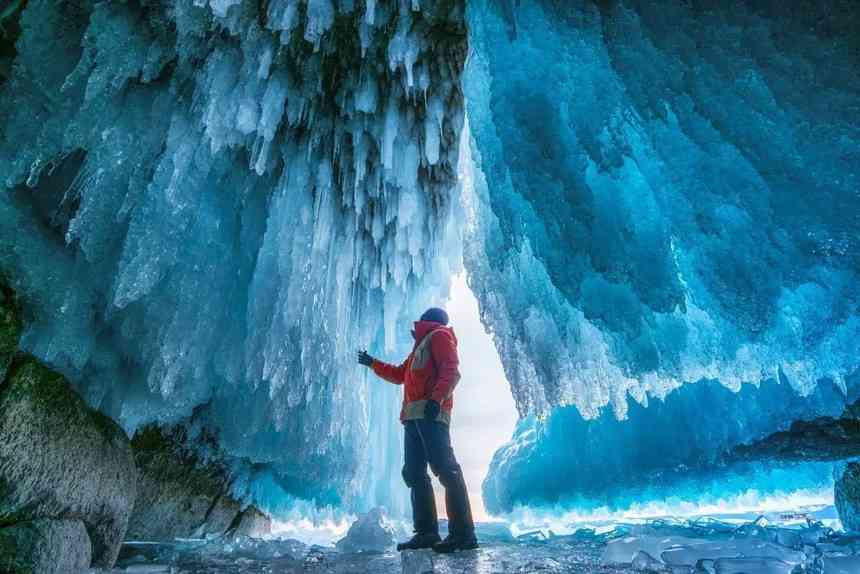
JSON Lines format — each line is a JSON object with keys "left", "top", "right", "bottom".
{"left": 396, "top": 532, "right": 441, "bottom": 551}
{"left": 432, "top": 534, "right": 479, "bottom": 553}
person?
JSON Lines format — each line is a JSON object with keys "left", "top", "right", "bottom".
{"left": 357, "top": 307, "right": 478, "bottom": 553}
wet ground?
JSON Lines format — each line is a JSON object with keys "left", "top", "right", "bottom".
{"left": 103, "top": 515, "right": 860, "bottom": 573}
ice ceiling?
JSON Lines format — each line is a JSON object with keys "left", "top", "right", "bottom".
{"left": 466, "top": 0, "right": 860, "bottom": 513}
{"left": 1, "top": 0, "right": 858, "bottom": 516}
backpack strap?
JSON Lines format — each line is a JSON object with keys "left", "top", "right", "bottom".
{"left": 411, "top": 328, "right": 446, "bottom": 372}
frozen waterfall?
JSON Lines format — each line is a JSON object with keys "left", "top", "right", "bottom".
{"left": 0, "top": 0, "right": 467, "bottom": 512}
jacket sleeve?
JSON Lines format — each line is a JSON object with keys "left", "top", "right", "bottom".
{"left": 429, "top": 330, "right": 461, "bottom": 403}
{"left": 371, "top": 359, "right": 407, "bottom": 385}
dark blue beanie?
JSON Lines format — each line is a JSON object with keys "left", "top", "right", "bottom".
{"left": 420, "top": 307, "right": 449, "bottom": 325}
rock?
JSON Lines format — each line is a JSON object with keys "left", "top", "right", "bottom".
{"left": 227, "top": 506, "right": 272, "bottom": 539}
{"left": 835, "top": 462, "right": 860, "bottom": 532}
{"left": 126, "top": 425, "right": 242, "bottom": 541}
{"left": 335, "top": 507, "right": 396, "bottom": 553}
{"left": 730, "top": 407, "right": 860, "bottom": 463}
{"left": 0, "top": 518, "right": 92, "bottom": 574}
{"left": 0, "top": 356, "right": 138, "bottom": 568}
{"left": 0, "top": 277, "right": 21, "bottom": 382}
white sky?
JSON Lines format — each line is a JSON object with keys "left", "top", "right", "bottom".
{"left": 437, "top": 273, "right": 519, "bottom": 522}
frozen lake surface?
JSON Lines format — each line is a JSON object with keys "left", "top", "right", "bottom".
{"left": 113, "top": 537, "right": 616, "bottom": 574}
{"left": 102, "top": 511, "right": 860, "bottom": 574}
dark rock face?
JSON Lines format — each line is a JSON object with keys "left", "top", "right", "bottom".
{"left": 0, "top": 277, "right": 20, "bottom": 382}
{"left": 0, "top": 519, "right": 92, "bottom": 574}
{"left": 729, "top": 403, "right": 860, "bottom": 463}
{"left": 127, "top": 425, "right": 246, "bottom": 541}
{"left": 0, "top": 356, "right": 138, "bottom": 569}
{"left": 835, "top": 463, "right": 860, "bottom": 532}
{"left": 227, "top": 506, "right": 272, "bottom": 540}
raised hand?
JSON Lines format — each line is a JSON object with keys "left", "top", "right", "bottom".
{"left": 357, "top": 349, "right": 374, "bottom": 367}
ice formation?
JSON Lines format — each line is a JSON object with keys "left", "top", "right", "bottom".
{"left": 464, "top": 0, "right": 860, "bottom": 511}
{"left": 333, "top": 507, "right": 399, "bottom": 552}
{"left": 483, "top": 378, "right": 854, "bottom": 514}
{"left": 2, "top": 0, "right": 859, "bottom": 521}
{"left": 0, "top": 0, "right": 466, "bottom": 512}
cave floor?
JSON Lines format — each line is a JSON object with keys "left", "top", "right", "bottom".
{"left": 111, "top": 536, "right": 632, "bottom": 573}
{"left": 104, "top": 516, "right": 860, "bottom": 574}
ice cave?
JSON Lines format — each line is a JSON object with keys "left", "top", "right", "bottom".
{"left": 0, "top": 0, "right": 858, "bottom": 572}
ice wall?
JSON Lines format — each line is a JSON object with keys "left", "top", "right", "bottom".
{"left": 465, "top": 0, "right": 860, "bottom": 511}
{"left": 0, "top": 0, "right": 466, "bottom": 512}
{"left": 484, "top": 373, "right": 859, "bottom": 515}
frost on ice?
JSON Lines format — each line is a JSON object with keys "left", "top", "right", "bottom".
{"left": 0, "top": 0, "right": 466, "bottom": 511}
{"left": 464, "top": 0, "right": 860, "bottom": 512}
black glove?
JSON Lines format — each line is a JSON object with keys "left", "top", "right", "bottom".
{"left": 357, "top": 350, "right": 374, "bottom": 367}
{"left": 424, "top": 399, "right": 441, "bottom": 421}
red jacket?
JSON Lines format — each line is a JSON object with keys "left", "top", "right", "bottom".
{"left": 371, "top": 320, "right": 461, "bottom": 424}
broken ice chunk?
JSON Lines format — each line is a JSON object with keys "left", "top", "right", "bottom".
{"left": 822, "top": 555, "right": 860, "bottom": 574}
{"left": 631, "top": 550, "right": 665, "bottom": 571}
{"left": 601, "top": 536, "right": 703, "bottom": 565}
{"left": 712, "top": 557, "right": 795, "bottom": 574}
{"left": 661, "top": 540, "right": 803, "bottom": 568}
{"left": 335, "top": 507, "right": 396, "bottom": 553}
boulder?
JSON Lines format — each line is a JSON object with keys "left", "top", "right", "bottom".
{"left": 0, "top": 519, "right": 92, "bottom": 574}
{"left": 0, "top": 356, "right": 138, "bottom": 568}
{"left": 227, "top": 506, "right": 272, "bottom": 539}
{"left": 335, "top": 507, "right": 396, "bottom": 553}
{"left": 835, "top": 462, "right": 860, "bottom": 532}
{"left": 126, "top": 425, "right": 242, "bottom": 541}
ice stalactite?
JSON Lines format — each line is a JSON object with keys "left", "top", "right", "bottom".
{"left": 4, "top": 0, "right": 859, "bottom": 521}
{"left": 0, "top": 0, "right": 467, "bottom": 512}
{"left": 464, "top": 0, "right": 860, "bottom": 512}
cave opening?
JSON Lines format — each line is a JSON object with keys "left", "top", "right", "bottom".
{"left": 1, "top": 0, "right": 859, "bottom": 570}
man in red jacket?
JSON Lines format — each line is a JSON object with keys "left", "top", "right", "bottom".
{"left": 358, "top": 307, "right": 477, "bottom": 553}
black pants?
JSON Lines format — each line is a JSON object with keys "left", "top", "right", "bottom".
{"left": 402, "top": 419, "right": 475, "bottom": 540}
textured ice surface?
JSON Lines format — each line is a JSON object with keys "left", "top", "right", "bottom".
{"left": 483, "top": 376, "right": 854, "bottom": 513}
{"left": 465, "top": 0, "right": 860, "bottom": 418}
{"left": 822, "top": 555, "right": 860, "bottom": 574}
{"left": 599, "top": 516, "right": 850, "bottom": 573}
{"left": 104, "top": 515, "right": 860, "bottom": 573}
{"left": 465, "top": 0, "right": 860, "bottom": 511}
{"left": 0, "top": 0, "right": 465, "bottom": 512}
